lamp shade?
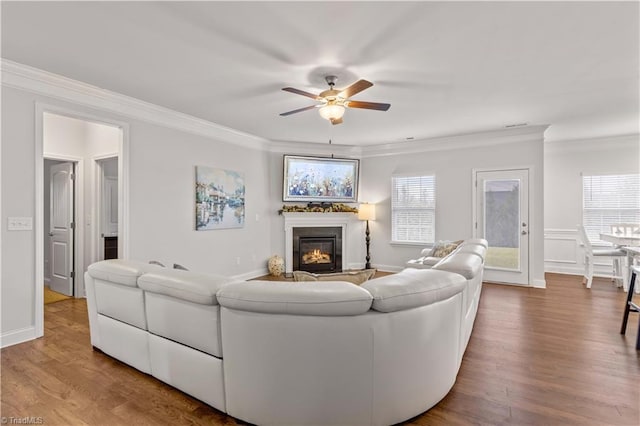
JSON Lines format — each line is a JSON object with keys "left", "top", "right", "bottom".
{"left": 358, "top": 203, "right": 376, "bottom": 221}
{"left": 318, "top": 104, "right": 345, "bottom": 121}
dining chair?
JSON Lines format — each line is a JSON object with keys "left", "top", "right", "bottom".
{"left": 577, "top": 224, "right": 626, "bottom": 288}
{"left": 610, "top": 223, "right": 640, "bottom": 236}
{"left": 620, "top": 265, "right": 640, "bottom": 350}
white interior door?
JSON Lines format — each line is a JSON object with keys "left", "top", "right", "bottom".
{"left": 475, "top": 169, "right": 529, "bottom": 285}
{"left": 103, "top": 176, "right": 118, "bottom": 237}
{"left": 50, "top": 162, "right": 74, "bottom": 296}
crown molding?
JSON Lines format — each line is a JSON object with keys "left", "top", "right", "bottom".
{"left": 360, "top": 125, "right": 549, "bottom": 158}
{"left": 0, "top": 59, "right": 270, "bottom": 150}
{"left": 267, "top": 139, "right": 362, "bottom": 157}
{"left": 544, "top": 133, "right": 640, "bottom": 153}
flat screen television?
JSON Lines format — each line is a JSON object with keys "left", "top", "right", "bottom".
{"left": 283, "top": 155, "right": 359, "bottom": 202}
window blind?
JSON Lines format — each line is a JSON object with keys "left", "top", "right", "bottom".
{"left": 391, "top": 175, "right": 436, "bottom": 244}
{"left": 582, "top": 174, "right": 640, "bottom": 241}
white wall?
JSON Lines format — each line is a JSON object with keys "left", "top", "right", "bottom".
{"left": 358, "top": 128, "right": 546, "bottom": 287}
{"left": 126, "top": 123, "right": 272, "bottom": 274}
{"left": 544, "top": 135, "right": 640, "bottom": 276}
{"left": 1, "top": 85, "right": 274, "bottom": 346}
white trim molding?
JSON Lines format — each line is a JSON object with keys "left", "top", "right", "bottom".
{"left": 2, "top": 59, "right": 556, "bottom": 158}
{"left": 361, "top": 125, "right": 549, "bottom": 158}
{"left": 1, "top": 59, "right": 269, "bottom": 150}
{"left": 1, "top": 326, "right": 37, "bottom": 349}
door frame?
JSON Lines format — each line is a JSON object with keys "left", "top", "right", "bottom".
{"left": 35, "top": 102, "right": 130, "bottom": 338}
{"left": 45, "top": 157, "right": 81, "bottom": 296}
{"left": 93, "top": 154, "right": 119, "bottom": 263}
{"left": 472, "top": 166, "right": 534, "bottom": 286}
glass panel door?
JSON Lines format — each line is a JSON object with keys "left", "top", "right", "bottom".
{"left": 476, "top": 169, "right": 529, "bottom": 285}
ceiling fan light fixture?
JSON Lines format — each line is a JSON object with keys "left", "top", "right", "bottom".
{"left": 319, "top": 104, "right": 345, "bottom": 121}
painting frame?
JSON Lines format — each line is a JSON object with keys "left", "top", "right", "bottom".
{"left": 195, "top": 166, "right": 245, "bottom": 231}
{"left": 283, "top": 155, "right": 359, "bottom": 202}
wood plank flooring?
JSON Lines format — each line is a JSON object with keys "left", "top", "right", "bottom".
{"left": 1, "top": 273, "right": 638, "bottom": 425}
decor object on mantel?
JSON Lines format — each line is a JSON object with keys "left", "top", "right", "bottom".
{"left": 292, "top": 269, "right": 376, "bottom": 285}
{"left": 267, "top": 255, "right": 285, "bottom": 277}
{"left": 279, "top": 202, "right": 358, "bottom": 214}
{"left": 358, "top": 203, "right": 376, "bottom": 269}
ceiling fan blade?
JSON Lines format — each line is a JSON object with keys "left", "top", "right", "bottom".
{"left": 279, "top": 105, "right": 317, "bottom": 116}
{"left": 282, "top": 87, "right": 320, "bottom": 100}
{"left": 330, "top": 117, "right": 343, "bottom": 125}
{"left": 338, "top": 79, "right": 373, "bottom": 98}
{"left": 346, "top": 100, "right": 391, "bottom": 111}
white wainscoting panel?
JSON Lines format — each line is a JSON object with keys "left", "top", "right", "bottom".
{"left": 544, "top": 228, "right": 618, "bottom": 277}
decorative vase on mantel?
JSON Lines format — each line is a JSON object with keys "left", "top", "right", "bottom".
{"left": 268, "top": 255, "right": 285, "bottom": 277}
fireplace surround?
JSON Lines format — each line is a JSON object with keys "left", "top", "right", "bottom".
{"left": 283, "top": 212, "right": 362, "bottom": 275}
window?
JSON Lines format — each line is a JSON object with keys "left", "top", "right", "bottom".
{"left": 391, "top": 174, "right": 436, "bottom": 244}
{"left": 582, "top": 174, "right": 640, "bottom": 241}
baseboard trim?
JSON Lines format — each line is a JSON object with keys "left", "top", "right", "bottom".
{"left": 532, "top": 278, "right": 546, "bottom": 288}
{"left": 1, "top": 326, "right": 38, "bottom": 348}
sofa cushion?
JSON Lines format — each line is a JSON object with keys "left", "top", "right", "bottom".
{"left": 88, "top": 259, "right": 160, "bottom": 287}
{"left": 362, "top": 269, "right": 466, "bottom": 313}
{"left": 292, "top": 269, "right": 376, "bottom": 285}
{"left": 217, "top": 281, "right": 373, "bottom": 316}
{"left": 456, "top": 244, "right": 487, "bottom": 261}
{"left": 432, "top": 252, "right": 483, "bottom": 280}
{"left": 138, "top": 268, "right": 232, "bottom": 305}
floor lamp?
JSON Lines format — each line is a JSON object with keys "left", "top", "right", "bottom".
{"left": 358, "top": 203, "right": 376, "bottom": 270}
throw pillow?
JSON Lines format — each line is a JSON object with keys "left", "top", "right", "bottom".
{"left": 292, "top": 269, "right": 377, "bottom": 285}
{"left": 431, "top": 240, "right": 464, "bottom": 258}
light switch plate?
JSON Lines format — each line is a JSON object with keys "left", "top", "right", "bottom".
{"left": 8, "top": 217, "right": 33, "bottom": 231}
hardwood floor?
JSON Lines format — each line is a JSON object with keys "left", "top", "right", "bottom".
{"left": 2, "top": 273, "right": 638, "bottom": 425}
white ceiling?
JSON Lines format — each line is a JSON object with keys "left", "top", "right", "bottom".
{"left": 2, "top": 1, "right": 638, "bottom": 146}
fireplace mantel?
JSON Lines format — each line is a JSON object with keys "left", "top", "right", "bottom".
{"left": 283, "top": 213, "right": 362, "bottom": 274}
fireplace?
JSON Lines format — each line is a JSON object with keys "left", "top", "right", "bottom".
{"left": 293, "top": 227, "right": 342, "bottom": 273}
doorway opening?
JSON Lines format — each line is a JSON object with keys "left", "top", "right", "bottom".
{"left": 36, "top": 104, "right": 129, "bottom": 338}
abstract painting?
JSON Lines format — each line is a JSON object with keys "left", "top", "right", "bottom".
{"left": 195, "top": 166, "right": 245, "bottom": 230}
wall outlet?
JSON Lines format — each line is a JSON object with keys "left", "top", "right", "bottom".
{"left": 8, "top": 217, "right": 33, "bottom": 231}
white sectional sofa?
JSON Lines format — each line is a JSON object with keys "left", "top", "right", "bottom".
{"left": 84, "top": 238, "right": 487, "bottom": 426}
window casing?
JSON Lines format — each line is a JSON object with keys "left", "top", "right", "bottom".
{"left": 582, "top": 174, "right": 640, "bottom": 241}
{"left": 391, "top": 174, "right": 436, "bottom": 244}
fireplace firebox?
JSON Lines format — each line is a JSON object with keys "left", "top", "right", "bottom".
{"left": 293, "top": 227, "right": 342, "bottom": 273}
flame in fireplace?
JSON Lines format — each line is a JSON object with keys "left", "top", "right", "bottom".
{"left": 302, "top": 249, "right": 331, "bottom": 264}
